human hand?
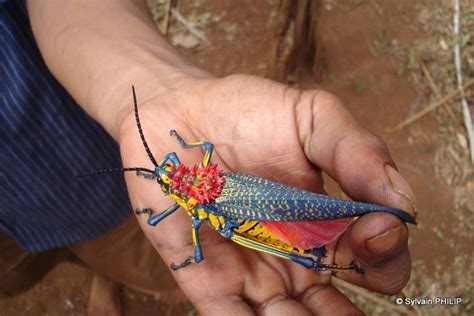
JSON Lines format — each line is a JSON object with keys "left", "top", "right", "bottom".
{"left": 119, "top": 74, "right": 416, "bottom": 315}
{"left": 26, "top": 1, "right": 414, "bottom": 313}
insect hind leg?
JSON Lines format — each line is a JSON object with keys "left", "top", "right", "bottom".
{"left": 169, "top": 130, "right": 214, "bottom": 167}
{"left": 230, "top": 233, "right": 361, "bottom": 273}
{"left": 307, "top": 246, "right": 327, "bottom": 263}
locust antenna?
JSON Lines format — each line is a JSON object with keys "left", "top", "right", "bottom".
{"left": 132, "top": 86, "right": 159, "bottom": 167}
{"left": 76, "top": 167, "right": 155, "bottom": 178}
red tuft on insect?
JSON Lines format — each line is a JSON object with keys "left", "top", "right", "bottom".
{"left": 168, "top": 162, "right": 225, "bottom": 203}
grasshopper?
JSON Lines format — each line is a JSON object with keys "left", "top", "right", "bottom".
{"left": 79, "top": 87, "right": 416, "bottom": 273}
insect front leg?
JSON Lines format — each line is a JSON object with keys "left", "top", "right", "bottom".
{"left": 158, "top": 152, "right": 181, "bottom": 167}
{"left": 135, "top": 203, "right": 180, "bottom": 226}
{"left": 170, "top": 217, "right": 204, "bottom": 270}
{"left": 153, "top": 152, "right": 182, "bottom": 177}
{"left": 169, "top": 130, "right": 214, "bottom": 167}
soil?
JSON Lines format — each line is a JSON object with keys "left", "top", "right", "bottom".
{"left": 1, "top": 0, "right": 472, "bottom": 315}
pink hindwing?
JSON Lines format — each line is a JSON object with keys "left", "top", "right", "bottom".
{"left": 260, "top": 218, "right": 353, "bottom": 249}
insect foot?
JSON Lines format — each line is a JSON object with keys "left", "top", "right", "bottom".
{"left": 169, "top": 129, "right": 186, "bottom": 146}
{"left": 135, "top": 208, "right": 152, "bottom": 217}
{"left": 326, "top": 261, "right": 365, "bottom": 275}
{"left": 170, "top": 256, "right": 196, "bottom": 270}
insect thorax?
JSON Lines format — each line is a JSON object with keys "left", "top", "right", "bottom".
{"left": 166, "top": 162, "right": 225, "bottom": 204}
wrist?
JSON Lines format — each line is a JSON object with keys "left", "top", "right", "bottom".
{"left": 94, "top": 61, "right": 211, "bottom": 140}
{"left": 27, "top": 0, "right": 212, "bottom": 140}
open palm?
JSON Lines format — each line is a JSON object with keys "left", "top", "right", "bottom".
{"left": 118, "top": 74, "right": 415, "bottom": 315}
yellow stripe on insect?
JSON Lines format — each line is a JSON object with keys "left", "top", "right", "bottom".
{"left": 231, "top": 235, "right": 291, "bottom": 260}
{"left": 197, "top": 209, "right": 209, "bottom": 220}
{"left": 208, "top": 214, "right": 221, "bottom": 229}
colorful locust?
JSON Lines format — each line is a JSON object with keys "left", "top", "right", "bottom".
{"left": 80, "top": 87, "right": 416, "bottom": 273}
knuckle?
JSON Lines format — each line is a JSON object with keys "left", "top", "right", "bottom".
{"left": 360, "top": 130, "right": 391, "bottom": 154}
{"left": 378, "top": 268, "right": 411, "bottom": 295}
{"left": 299, "top": 283, "right": 332, "bottom": 303}
{"left": 365, "top": 251, "right": 412, "bottom": 295}
{"left": 296, "top": 89, "right": 345, "bottom": 121}
{"left": 254, "top": 293, "right": 290, "bottom": 312}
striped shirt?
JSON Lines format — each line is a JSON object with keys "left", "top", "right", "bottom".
{"left": 1, "top": 1, "right": 132, "bottom": 252}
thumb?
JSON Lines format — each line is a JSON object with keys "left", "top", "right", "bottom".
{"left": 295, "top": 90, "right": 416, "bottom": 218}
{"left": 295, "top": 90, "right": 416, "bottom": 293}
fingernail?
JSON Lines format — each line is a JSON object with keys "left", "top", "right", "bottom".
{"left": 385, "top": 165, "right": 417, "bottom": 218}
{"left": 366, "top": 226, "right": 402, "bottom": 253}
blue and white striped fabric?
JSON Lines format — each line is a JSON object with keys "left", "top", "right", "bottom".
{"left": 0, "top": 1, "right": 132, "bottom": 252}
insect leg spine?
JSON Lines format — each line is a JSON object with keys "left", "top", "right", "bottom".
{"left": 234, "top": 220, "right": 304, "bottom": 254}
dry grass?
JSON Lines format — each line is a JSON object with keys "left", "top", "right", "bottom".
{"left": 362, "top": 1, "right": 474, "bottom": 315}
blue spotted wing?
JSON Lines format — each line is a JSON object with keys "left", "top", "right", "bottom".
{"left": 214, "top": 173, "right": 415, "bottom": 223}
{"left": 213, "top": 173, "right": 415, "bottom": 249}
